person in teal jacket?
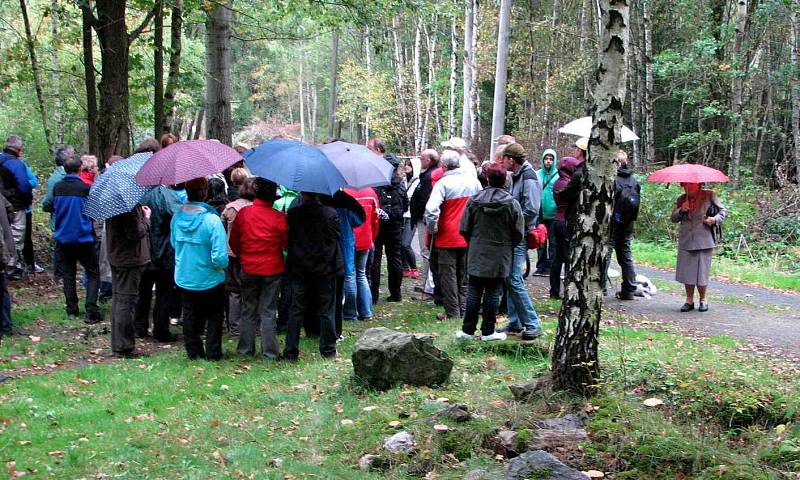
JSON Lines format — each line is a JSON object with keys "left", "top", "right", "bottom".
{"left": 171, "top": 177, "right": 229, "bottom": 360}
{"left": 535, "top": 148, "right": 559, "bottom": 276}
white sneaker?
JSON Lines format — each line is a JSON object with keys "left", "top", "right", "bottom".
{"left": 480, "top": 332, "right": 507, "bottom": 342}
{"left": 455, "top": 331, "right": 474, "bottom": 340}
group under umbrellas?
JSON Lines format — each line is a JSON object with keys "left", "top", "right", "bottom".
{"left": 83, "top": 138, "right": 395, "bottom": 221}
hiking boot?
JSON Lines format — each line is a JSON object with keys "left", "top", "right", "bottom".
{"left": 481, "top": 332, "right": 508, "bottom": 342}
{"left": 521, "top": 328, "right": 543, "bottom": 341}
{"left": 84, "top": 313, "right": 104, "bottom": 325}
{"left": 385, "top": 296, "right": 402, "bottom": 303}
{"left": 402, "top": 269, "right": 413, "bottom": 278}
{"left": 32, "top": 264, "right": 45, "bottom": 274}
{"left": 680, "top": 302, "right": 695, "bottom": 312}
{"left": 153, "top": 333, "right": 178, "bottom": 343}
{"left": 408, "top": 269, "right": 420, "bottom": 279}
{"left": 497, "top": 325, "right": 523, "bottom": 335}
{"left": 698, "top": 302, "right": 709, "bottom": 312}
{"left": 455, "top": 330, "right": 474, "bottom": 340}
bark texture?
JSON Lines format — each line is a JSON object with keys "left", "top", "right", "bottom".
{"left": 205, "top": 1, "right": 233, "bottom": 144}
{"left": 20, "top": 0, "right": 54, "bottom": 152}
{"left": 489, "top": 0, "right": 512, "bottom": 160}
{"left": 154, "top": 0, "right": 165, "bottom": 138}
{"left": 551, "top": 0, "right": 629, "bottom": 396}
{"left": 163, "top": 0, "right": 183, "bottom": 134}
{"left": 80, "top": 0, "right": 98, "bottom": 155}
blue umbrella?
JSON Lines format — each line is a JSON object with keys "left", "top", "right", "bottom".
{"left": 84, "top": 152, "right": 153, "bottom": 221}
{"left": 243, "top": 139, "right": 347, "bottom": 195}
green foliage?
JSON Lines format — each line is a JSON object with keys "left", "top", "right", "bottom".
{"left": 337, "top": 60, "right": 402, "bottom": 146}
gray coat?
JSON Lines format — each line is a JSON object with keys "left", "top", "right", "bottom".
{"left": 460, "top": 188, "right": 524, "bottom": 278}
{"left": 670, "top": 189, "right": 727, "bottom": 251}
{"left": 510, "top": 162, "right": 542, "bottom": 230}
{"left": 0, "top": 195, "right": 15, "bottom": 267}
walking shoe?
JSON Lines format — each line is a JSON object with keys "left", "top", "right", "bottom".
{"left": 84, "top": 314, "right": 104, "bottom": 325}
{"left": 615, "top": 291, "right": 634, "bottom": 301}
{"left": 402, "top": 269, "right": 413, "bottom": 278}
{"left": 0, "top": 372, "right": 11, "bottom": 383}
{"left": 436, "top": 312, "right": 456, "bottom": 321}
{"left": 386, "top": 296, "right": 402, "bottom": 303}
{"left": 698, "top": 302, "right": 709, "bottom": 312}
{"left": 409, "top": 269, "right": 420, "bottom": 279}
{"left": 680, "top": 302, "right": 695, "bottom": 312}
{"left": 481, "top": 332, "right": 507, "bottom": 342}
{"left": 154, "top": 333, "right": 179, "bottom": 343}
{"left": 533, "top": 270, "right": 550, "bottom": 277}
{"left": 521, "top": 328, "right": 543, "bottom": 341}
{"left": 497, "top": 325, "right": 523, "bottom": 335}
{"left": 455, "top": 330, "right": 474, "bottom": 340}
{"left": 32, "top": 263, "right": 45, "bottom": 274}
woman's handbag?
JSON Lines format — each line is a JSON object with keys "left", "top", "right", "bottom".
{"left": 706, "top": 203, "right": 723, "bottom": 244}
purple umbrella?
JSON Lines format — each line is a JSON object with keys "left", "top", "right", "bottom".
{"left": 135, "top": 140, "right": 242, "bottom": 186}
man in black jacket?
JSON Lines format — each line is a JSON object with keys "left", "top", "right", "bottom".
{"left": 602, "top": 150, "right": 640, "bottom": 300}
{"left": 285, "top": 192, "right": 342, "bottom": 360}
{"left": 367, "top": 139, "right": 407, "bottom": 303}
{"left": 409, "top": 149, "right": 440, "bottom": 295}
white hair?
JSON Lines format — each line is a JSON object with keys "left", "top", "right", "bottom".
{"left": 441, "top": 150, "right": 461, "bottom": 170}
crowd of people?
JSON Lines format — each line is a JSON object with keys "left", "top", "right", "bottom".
{"left": 0, "top": 131, "right": 727, "bottom": 365}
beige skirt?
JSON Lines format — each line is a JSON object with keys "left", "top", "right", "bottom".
{"left": 675, "top": 248, "right": 713, "bottom": 286}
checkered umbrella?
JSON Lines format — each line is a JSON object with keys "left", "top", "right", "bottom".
{"left": 84, "top": 153, "right": 153, "bottom": 221}
{"left": 135, "top": 140, "right": 242, "bottom": 186}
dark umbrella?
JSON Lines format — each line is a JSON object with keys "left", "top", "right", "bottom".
{"left": 135, "top": 140, "right": 242, "bottom": 186}
{"left": 84, "top": 153, "right": 153, "bottom": 221}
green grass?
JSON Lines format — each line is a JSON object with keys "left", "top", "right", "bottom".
{"left": 632, "top": 241, "right": 800, "bottom": 292}
{"left": 1, "top": 294, "right": 798, "bottom": 479}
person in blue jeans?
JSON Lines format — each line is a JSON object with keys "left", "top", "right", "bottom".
{"left": 498, "top": 143, "right": 543, "bottom": 340}
{"left": 343, "top": 187, "right": 381, "bottom": 321}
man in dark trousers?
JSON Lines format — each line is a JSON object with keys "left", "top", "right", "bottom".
{"left": 0, "top": 135, "right": 33, "bottom": 278}
{"left": 51, "top": 156, "right": 103, "bottom": 324}
{"left": 602, "top": 149, "right": 640, "bottom": 300}
{"left": 285, "top": 192, "right": 342, "bottom": 360}
{"left": 409, "top": 148, "right": 441, "bottom": 296}
{"left": 367, "top": 138, "right": 407, "bottom": 303}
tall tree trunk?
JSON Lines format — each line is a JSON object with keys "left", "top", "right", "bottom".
{"left": 205, "top": 0, "right": 233, "bottom": 144}
{"left": 551, "top": 0, "right": 630, "bottom": 396}
{"left": 50, "top": 0, "right": 63, "bottom": 145}
{"left": 461, "top": 0, "right": 475, "bottom": 145}
{"left": 628, "top": 0, "right": 641, "bottom": 168}
{"left": 94, "top": 0, "right": 133, "bottom": 160}
{"left": 413, "top": 17, "right": 424, "bottom": 153}
{"left": 80, "top": 0, "right": 99, "bottom": 155}
{"left": 329, "top": 31, "right": 340, "bottom": 139}
{"left": 19, "top": 0, "right": 54, "bottom": 153}
{"left": 154, "top": 0, "right": 165, "bottom": 138}
{"left": 642, "top": 0, "right": 655, "bottom": 167}
{"left": 425, "top": 22, "right": 440, "bottom": 143}
{"left": 449, "top": 18, "right": 458, "bottom": 138}
{"left": 580, "top": 0, "right": 593, "bottom": 100}
{"left": 729, "top": 0, "right": 749, "bottom": 187}
{"left": 791, "top": 3, "right": 800, "bottom": 183}
{"left": 364, "top": 26, "right": 372, "bottom": 141}
{"left": 392, "top": 19, "right": 410, "bottom": 148}
{"left": 470, "top": 0, "right": 480, "bottom": 144}
{"left": 541, "top": 0, "right": 560, "bottom": 148}
{"left": 311, "top": 82, "right": 318, "bottom": 142}
{"left": 193, "top": 108, "right": 204, "bottom": 139}
{"left": 299, "top": 61, "right": 305, "bottom": 141}
{"left": 163, "top": 0, "right": 183, "bottom": 134}
{"left": 489, "top": 0, "right": 512, "bottom": 160}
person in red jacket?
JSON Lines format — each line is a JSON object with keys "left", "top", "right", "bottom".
{"left": 343, "top": 187, "right": 380, "bottom": 320}
{"left": 228, "top": 178, "right": 288, "bottom": 361}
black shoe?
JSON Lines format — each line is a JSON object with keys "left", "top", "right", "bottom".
{"left": 615, "top": 291, "right": 635, "bottom": 301}
{"left": 680, "top": 302, "right": 695, "bottom": 312}
{"left": 153, "top": 333, "right": 178, "bottom": 343}
{"left": 84, "top": 314, "right": 104, "bottom": 325}
{"left": 698, "top": 302, "right": 708, "bottom": 312}
{"left": 112, "top": 351, "right": 146, "bottom": 359}
{"left": 549, "top": 293, "right": 560, "bottom": 300}
{"left": 497, "top": 325, "right": 523, "bottom": 335}
{"left": 136, "top": 331, "right": 150, "bottom": 339}
{"left": 386, "top": 296, "right": 402, "bottom": 303}
{"left": 413, "top": 286, "right": 426, "bottom": 293}
{"left": 522, "top": 328, "right": 543, "bottom": 340}
{"left": 0, "top": 373, "right": 11, "bottom": 383}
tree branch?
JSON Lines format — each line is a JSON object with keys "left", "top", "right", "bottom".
{"left": 129, "top": 2, "right": 159, "bottom": 45}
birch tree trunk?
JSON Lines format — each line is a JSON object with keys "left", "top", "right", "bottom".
{"left": 329, "top": 31, "right": 340, "bottom": 139}
{"left": 551, "top": 0, "right": 630, "bottom": 396}
{"left": 449, "top": 18, "right": 458, "bottom": 138}
{"left": 470, "top": 0, "right": 480, "bottom": 144}
{"left": 642, "top": 0, "right": 655, "bottom": 167}
{"left": 299, "top": 61, "right": 305, "bottom": 141}
{"left": 425, "top": 22, "right": 440, "bottom": 143}
{"left": 50, "top": 0, "right": 63, "bottom": 145}
{"left": 461, "top": 0, "right": 475, "bottom": 145}
{"left": 154, "top": 0, "right": 165, "bottom": 138}
{"left": 80, "top": 0, "right": 98, "bottom": 154}
{"left": 392, "top": 18, "right": 410, "bottom": 149}
{"left": 729, "top": 0, "right": 751, "bottom": 187}
{"left": 163, "top": 0, "right": 183, "bottom": 134}
{"left": 20, "top": 0, "right": 54, "bottom": 152}
{"left": 413, "top": 18, "right": 424, "bottom": 153}
{"left": 365, "top": 26, "right": 371, "bottom": 141}
{"left": 489, "top": 0, "right": 512, "bottom": 160}
{"left": 791, "top": 3, "right": 800, "bottom": 183}
{"left": 541, "top": 0, "right": 560, "bottom": 148}
{"left": 205, "top": 0, "right": 233, "bottom": 144}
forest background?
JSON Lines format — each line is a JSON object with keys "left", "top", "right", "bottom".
{"left": 1, "top": 0, "right": 800, "bottom": 278}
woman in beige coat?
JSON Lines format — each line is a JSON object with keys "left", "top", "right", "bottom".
{"left": 670, "top": 182, "right": 727, "bottom": 312}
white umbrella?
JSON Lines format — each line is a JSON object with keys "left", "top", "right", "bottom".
{"left": 558, "top": 116, "right": 639, "bottom": 143}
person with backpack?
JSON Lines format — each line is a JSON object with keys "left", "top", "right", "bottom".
{"left": 367, "top": 139, "right": 407, "bottom": 303}
{"left": 0, "top": 135, "right": 33, "bottom": 278}
{"left": 497, "top": 143, "right": 543, "bottom": 340}
{"left": 535, "top": 148, "right": 559, "bottom": 276}
{"left": 602, "top": 150, "right": 641, "bottom": 300}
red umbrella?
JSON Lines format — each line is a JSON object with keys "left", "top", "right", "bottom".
{"left": 647, "top": 164, "right": 729, "bottom": 184}
{"left": 135, "top": 140, "right": 242, "bottom": 186}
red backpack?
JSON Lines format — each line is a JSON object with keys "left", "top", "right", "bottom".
{"left": 527, "top": 224, "right": 548, "bottom": 249}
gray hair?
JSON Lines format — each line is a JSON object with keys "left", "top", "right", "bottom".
{"left": 54, "top": 145, "right": 73, "bottom": 167}
{"left": 4, "top": 135, "right": 23, "bottom": 151}
{"left": 441, "top": 150, "right": 461, "bottom": 170}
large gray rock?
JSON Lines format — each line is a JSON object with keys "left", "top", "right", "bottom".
{"left": 382, "top": 431, "right": 415, "bottom": 454}
{"left": 463, "top": 450, "right": 588, "bottom": 480}
{"left": 352, "top": 327, "right": 453, "bottom": 390}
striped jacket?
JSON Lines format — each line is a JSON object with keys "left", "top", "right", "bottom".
{"left": 424, "top": 169, "right": 482, "bottom": 249}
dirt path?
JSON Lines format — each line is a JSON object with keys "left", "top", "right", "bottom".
{"left": 527, "top": 262, "right": 800, "bottom": 357}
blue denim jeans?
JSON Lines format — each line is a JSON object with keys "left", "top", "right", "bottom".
{"left": 506, "top": 242, "right": 541, "bottom": 330}
{"left": 344, "top": 249, "right": 373, "bottom": 320}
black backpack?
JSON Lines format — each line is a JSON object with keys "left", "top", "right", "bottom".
{"left": 615, "top": 180, "right": 640, "bottom": 224}
{"left": 375, "top": 183, "right": 407, "bottom": 222}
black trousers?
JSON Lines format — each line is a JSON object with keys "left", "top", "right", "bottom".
{"left": 535, "top": 218, "right": 557, "bottom": 273}
{"left": 370, "top": 220, "right": 403, "bottom": 301}
{"left": 134, "top": 268, "right": 174, "bottom": 340}
{"left": 335, "top": 274, "right": 344, "bottom": 337}
{"left": 56, "top": 242, "right": 100, "bottom": 319}
{"left": 400, "top": 218, "right": 417, "bottom": 270}
{"left": 285, "top": 272, "right": 337, "bottom": 359}
{"left": 549, "top": 220, "right": 571, "bottom": 298}
{"left": 181, "top": 284, "right": 225, "bottom": 360}
{"left": 462, "top": 276, "right": 504, "bottom": 336}
{"left": 602, "top": 221, "right": 638, "bottom": 294}
{"left": 23, "top": 211, "right": 34, "bottom": 267}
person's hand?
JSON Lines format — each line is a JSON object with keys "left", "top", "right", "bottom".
{"left": 376, "top": 208, "right": 389, "bottom": 221}
{"left": 140, "top": 205, "right": 151, "bottom": 221}
{"left": 679, "top": 200, "right": 692, "bottom": 213}
{"left": 703, "top": 216, "right": 716, "bottom": 227}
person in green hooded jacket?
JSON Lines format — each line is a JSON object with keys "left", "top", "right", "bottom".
{"left": 534, "top": 148, "right": 559, "bottom": 275}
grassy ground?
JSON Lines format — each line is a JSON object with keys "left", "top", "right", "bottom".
{"left": 1, "top": 290, "right": 799, "bottom": 479}
{"left": 632, "top": 241, "right": 800, "bottom": 293}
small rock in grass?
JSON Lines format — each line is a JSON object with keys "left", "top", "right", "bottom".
{"left": 383, "top": 431, "right": 415, "bottom": 454}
